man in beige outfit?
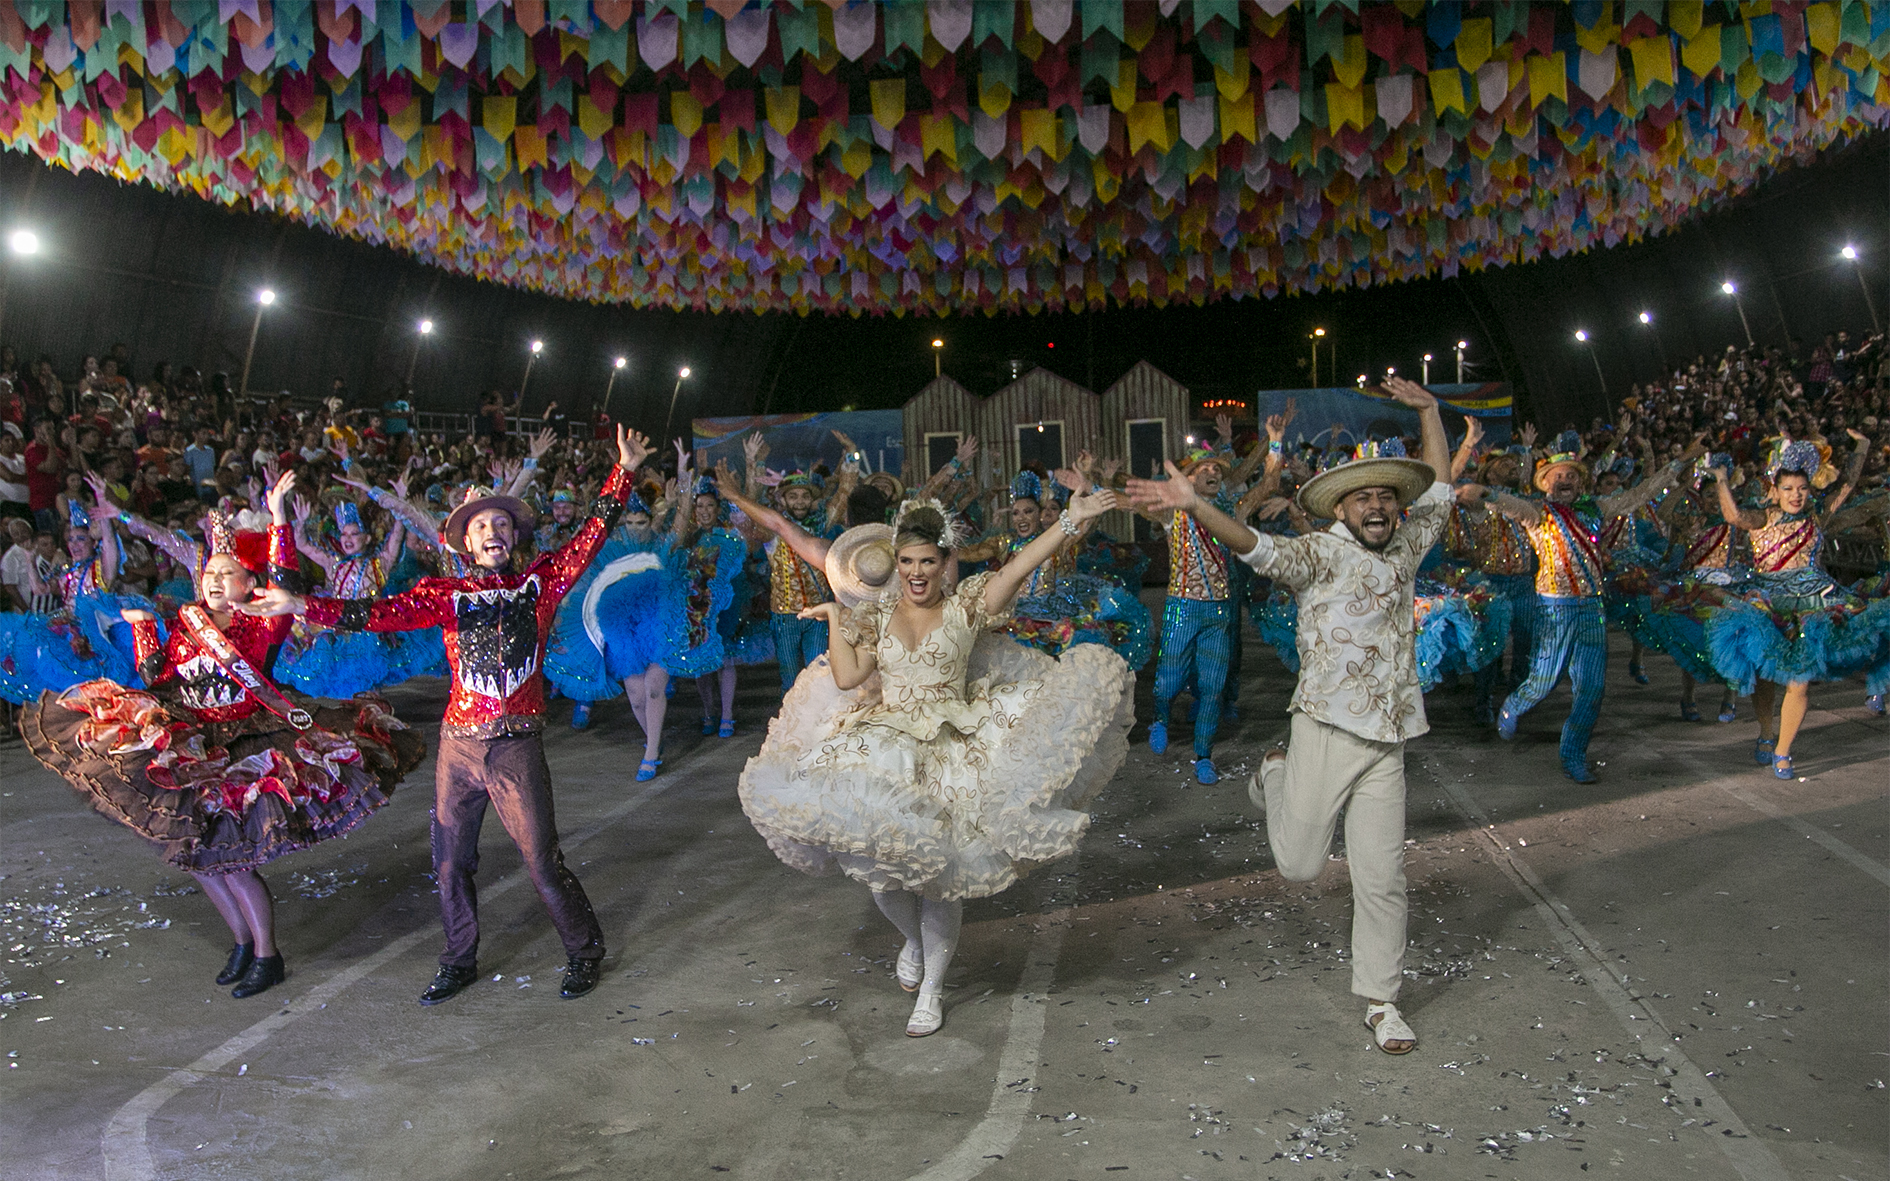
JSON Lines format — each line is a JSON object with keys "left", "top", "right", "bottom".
{"left": 1127, "top": 377, "right": 1450, "bottom": 1054}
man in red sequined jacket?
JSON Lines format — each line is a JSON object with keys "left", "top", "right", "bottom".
{"left": 244, "top": 426, "right": 652, "bottom": 1005}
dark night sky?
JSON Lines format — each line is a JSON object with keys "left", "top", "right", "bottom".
{"left": 1, "top": 131, "right": 1882, "bottom": 430}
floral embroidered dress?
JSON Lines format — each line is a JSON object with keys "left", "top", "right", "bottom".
{"left": 1703, "top": 510, "right": 1890, "bottom": 693}
{"left": 738, "top": 572, "right": 1135, "bottom": 901}
{"left": 20, "top": 526, "right": 423, "bottom": 874}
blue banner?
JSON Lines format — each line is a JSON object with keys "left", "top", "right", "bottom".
{"left": 1248, "top": 382, "right": 1513, "bottom": 448}
{"left": 693, "top": 410, "right": 906, "bottom": 481}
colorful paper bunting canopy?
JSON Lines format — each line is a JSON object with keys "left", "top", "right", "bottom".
{"left": 2, "top": 1, "right": 1884, "bottom": 314}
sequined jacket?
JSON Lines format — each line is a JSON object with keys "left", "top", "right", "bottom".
{"left": 303, "top": 466, "right": 633, "bottom": 738}
{"left": 129, "top": 524, "right": 297, "bottom": 723}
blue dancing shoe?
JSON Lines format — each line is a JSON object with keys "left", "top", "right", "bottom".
{"left": 701, "top": 716, "right": 716, "bottom": 735}
{"left": 1193, "top": 758, "right": 1219, "bottom": 786}
{"left": 1717, "top": 700, "right": 1737, "bottom": 723}
{"left": 1496, "top": 707, "right": 1518, "bottom": 741}
{"left": 1147, "top": 721, "right": 1168, "bottom": 754}
{"left": 1561, "top": 759, "right": 1598, "bottom": 784}
{"left": 1772, "top": 754, "right": 1794, "bottom": 780}
{"left": 1752, "top": 738, "right": 1775, "bottom": 765}
{"left": 1867, "top": 694, "right": 1887, "bottom": 717}
{"left": 1679, "top": 700, "right": 1701, "bottom": 722}
{"left": 636, "top": 757, "right": 662, "bottom": 782}
{"left": 1628, "top": 662, "right": 1649, "bottom": 685}
{"left": 718, "top": 719, "right": 736, "bottom": 739}
{"left": 570, "top": 702, "right": 592, "bottom": 730}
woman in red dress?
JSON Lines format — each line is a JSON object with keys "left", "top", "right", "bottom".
{"left": 19, "top": 472, "right": 423, "bottom": 998}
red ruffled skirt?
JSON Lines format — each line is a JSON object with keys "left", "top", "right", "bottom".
{"left": 22, "top": 680, "right": 425, "bottom": 874}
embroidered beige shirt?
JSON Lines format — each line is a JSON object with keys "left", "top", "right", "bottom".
{"left": 1235, "top": 482, "right": 1451, "bottom": 744}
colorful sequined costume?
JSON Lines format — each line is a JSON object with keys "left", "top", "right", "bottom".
{"left": 1703, "top": 511, "right": 1890, "bottom": 694}
{"left": 1152, "top": 506, "right": 1233, "bottom": 760}
{"left": 1643, "top": 485, "right": 1749, "bottom": 687}
{"left": 994, "top": 531, "right": 1154, "bottom": 672}
{"left": 669, "top": 524, "right": 750, "bottom": 678}
{"left": 1499, "top": 496, "right": 1609, "bottom": 778}
{"left": 276, "top": 547, "right": 447, "bottom": 699}
{"left": 1597, "top": 503, "right": 1671, "bottom": 654}
{"left": 767, "top": 498, "right": 842, "bottom": 693}
{"left": 0, "top": 551, "right": 147, "bottom": 704}
{"left": 1448, "top": 501, "right": 1537, "bottom": 715}
{"left": 19, "top": 523, "right": 421, "bottom": 874}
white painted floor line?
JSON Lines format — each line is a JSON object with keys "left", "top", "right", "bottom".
{"left": 904, "top": 917, "right": 1069, "bottom": 1181}
{"left": 102, "top": 766, "right": 683, "bottom": 1181}
{"left": 1715, "top": 781, "right": 1890, "bottom": 887}
{"left": 1431, "top": 767, "right": 1790, "bottom": 1181}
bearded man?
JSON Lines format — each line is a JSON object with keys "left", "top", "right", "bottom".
{"left": 1126, "top": 377, "right": 1449, "bottom": 1055}
{"left": 243, "top": 427, "right": 653, "bottom": 1006}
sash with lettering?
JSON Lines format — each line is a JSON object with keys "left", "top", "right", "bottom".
{"left": 176, "top": 604, "right": 315, "bottom": 731}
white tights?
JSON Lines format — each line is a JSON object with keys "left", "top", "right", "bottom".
{"left": 872, "top": 888, "right": 962, "bottom": 993}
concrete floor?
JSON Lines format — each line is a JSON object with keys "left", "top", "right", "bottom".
{"left": 1, "top": 630, "right": 1885, "bottom": 1181}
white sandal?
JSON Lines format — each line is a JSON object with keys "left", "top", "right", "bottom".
{"left": 905, "top": 986, "right": 945, "bottom": 1037}
{"left": 1364, "top": 1002, "right": 1417, "bottom": 1055}
{"left": 895, "top": 941, "right": 923, "bottom": 993}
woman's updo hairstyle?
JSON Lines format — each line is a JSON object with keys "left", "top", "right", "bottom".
{"left": 892, "top": 499, "right": 957, "bottom": 554}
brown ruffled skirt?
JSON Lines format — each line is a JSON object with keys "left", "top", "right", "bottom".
{"left": 22, "top": 682, "right": 425, "bottom": 875}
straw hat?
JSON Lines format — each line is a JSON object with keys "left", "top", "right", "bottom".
{"left": 1296, "top": 457, "right": 1434, "bottom": 519}
{"left": 443, "top": 489, "right": 536, "bottom": 554}
{"left": 825, "top": 523, "right": 896, "bottom": 608}
{"left": 1531, "top": 452, "right": 1588, "bottom": 493}
{"left": 865, "top": 471, "right": 905, "bottom": 502}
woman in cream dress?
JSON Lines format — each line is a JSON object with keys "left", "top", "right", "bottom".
{"left": 739, "top": 491, "right": 1134, "bottom": 1036}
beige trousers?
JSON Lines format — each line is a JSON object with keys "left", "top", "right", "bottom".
{"left": 1258, "top": 712, "right": 1408, "bottom": 1001}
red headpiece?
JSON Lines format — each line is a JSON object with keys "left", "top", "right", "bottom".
{"left": 203, "top": 510, "right": 268, "bottom": 576}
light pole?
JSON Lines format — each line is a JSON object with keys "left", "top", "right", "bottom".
{"left": 1574, "top": 330, "right": 1609, "bottom": 412}
{"left": 238, "top": 287, "right": 276, "bottom": 397}
{"left": 602, "top": 355, "right": 627, "bottom": 415}
{"left": 1720, "top": 280, "right": 1754, "bottom": 347}
{"left": 406, "top": 317, "right": 434, "bottom": 384}
{"left": 0, "top": 226, "right": 43, "bottom": 340}
{"left": 1308, "top": 327, "right": 1326, "bottom": 386}
{"left": 1637, "top": 309, "right": 1668, "bottom": 373}
{"left": 1454, "top": 340, "right": 1468, "bottom": 383}
{"left": 931, "top": 338, "right": 943, "bottom": 378}
{"left": 519, "top": 338, "right": 544, "bottom": 402}
{"left": 662, "top": 366, "right": 692, "bottom": 444}
{"left": 1841, "top": 245, "right": 1881, "bottom": 333}
{"left": 1421, "top": 353, "right": 1432, "bottom": 384}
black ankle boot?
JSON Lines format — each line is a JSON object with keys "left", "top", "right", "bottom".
{"left": 419, "top": 964, "right": 481, "bottom": 1006}
{"left": 215, "top": 942, "right": 255, "bottom": 986}
{"left": 230, "top": 954, "right": 285, "bottom": 998}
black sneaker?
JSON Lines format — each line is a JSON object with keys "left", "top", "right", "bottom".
{"left": 560, "top": 955, "right": 602, "bottom": 999}
{"left": 419, "top": 964, "right": 480, "bottom": 1006}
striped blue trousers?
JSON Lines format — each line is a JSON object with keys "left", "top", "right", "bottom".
{"left": 1475, "top": 573, "right": 1541, "bottom": 708}
{"left": 771, "top": 613, "right": 830, "bottom": 694}
{"left": 1502, "top": 596, "right": 1606, "bottom": 769}
{"left": 1154, "top": 596, "right": 1232, "bottom": 758}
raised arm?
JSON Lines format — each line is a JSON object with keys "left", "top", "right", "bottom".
{"left": 82, "top": 475, "right": 121, "bottom": 586}
{"left": 1382, "top": 377, "right": 1449, "bottom": 481}
{"left": 289, "top": 494, "right": 339, "bottom": 575}
{"left": 1818, "top": 429, "right": 1872, "bottom": 523}
{"left": 717, "top": 459, "right": 834, "bottom": 572}
{"left": 92, "top": 490, "right": 205, "bottom": 574}
{"left": 1449, "top": 415, "right": 1485, "bottom": 482}
{"left": 982, "top": 485, "right": 1117, "bottom": 616}
{"left": 1598, "top": 434, "right": 1707, "bottom": 520}
{"left": 1462, "top": 485, "right": 1544, "bottom": 527}
{"left": 1708, "top": 467, "right": 1767, "bottom": 531}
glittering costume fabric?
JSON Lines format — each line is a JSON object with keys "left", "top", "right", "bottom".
{"left": 0, "top": 555, "right": 148, "bottom": 703}
{"left": 543, "top": 529, "right": 671, "bottom": 701}
{"left": 1152, "top": 508, "right": 1232, "bottom": 757}
{"left": 738, "top": 573, "right": 1134, "bottom": 901}
{"left": 1504, "top": 499, "right": 1607, "bottom": 771}
{"left": 277, "top": 552, "right": 446, "bottom": 698}
{"left": 1701, "top": 512, "right": 1890, "bottom": 694}
{"left": 19, "top": 525, "right": 421, "bottom": 873}
{"left": 1642, "top": 502, "right": 1747, "bottom": 687}
{"left": 767, "top": 509, "right": 840, "bottom": 692}
{"left": 302, "top": 466, "right": 633, "bottom": 738}
{"left": 995, "top": 532, "right": 1153, "bottom": 671}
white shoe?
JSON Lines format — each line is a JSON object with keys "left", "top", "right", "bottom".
{"left": 1365, "top": 1001, "right": 1417, "bottom": 1054}
{"left": 905, "top": 986, "right": 945, "bottom": 1037}
{"left": 895, "top": 941, "right": 923, "bottom": 993}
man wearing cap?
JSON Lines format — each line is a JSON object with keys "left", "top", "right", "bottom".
{"left": 534, "top": 487, "right": 582, "bottom": 552}
{"left": 1460, "top": 435, "right": 1704, "bottom": 782}
{"left": 1127, "top": 377, "right": 1448, "bottom": 1055}
{"left": 242, "top": 426, "right": 653, "bottom": 1006}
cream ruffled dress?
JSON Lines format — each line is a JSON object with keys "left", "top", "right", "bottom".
{"left": 738, "top": 573, "right": 1135, "bottom": 900}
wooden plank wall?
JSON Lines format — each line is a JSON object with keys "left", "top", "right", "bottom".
{"left": 900, "top": 375, "right": 980, "bottom": 484}
{"left": 978, "top": 367, "right": 1103, "bottom": 474}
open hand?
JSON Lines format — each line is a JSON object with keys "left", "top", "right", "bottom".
{"left": 615, "top": 425, "right": 651, "bottom": 471}
{"left": 1124, "top": 461, "right": 1197, "bottom": 514}
{"left": 233, "top": 585, "right": 305, "bottom": 617}
{"left": 1383, "top": 376, "right": 1437, "bottom": 410}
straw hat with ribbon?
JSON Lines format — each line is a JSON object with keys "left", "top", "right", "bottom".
{"left": 1296, "top": 439, "right": 1434, "bottom": 519}
{"left": 1531, "top": 452, "right": 1588, "bottom": 493}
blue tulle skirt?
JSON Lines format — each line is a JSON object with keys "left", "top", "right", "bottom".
{"left": 1703, "top": 567, "right": 1890, "bottom": 693}
{"left": 0, "top": 592, "right": 150, "bottom": 704}
{"left": 545, "top": 547, "right": 671, "bottom": 700}
{"left": 1006, "top": 573, "right": 1154, "bottom": 671}
{"left": 1251, "top": 576, "right": 1506, "bottom": 693}
{"left": 275, "top": 628, "right": 405, "bottom": 699}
